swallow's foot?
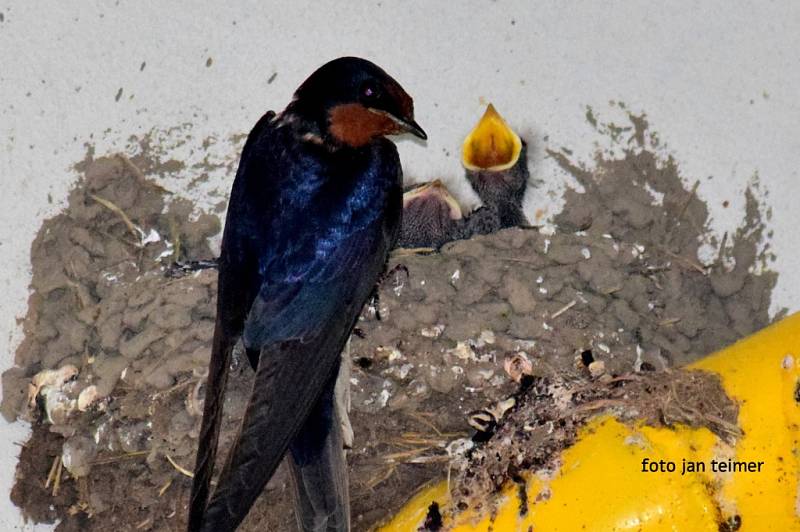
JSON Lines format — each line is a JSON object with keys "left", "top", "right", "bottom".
{"left": 164, "top": 258, "right": 219, "bottom": 278}
{"left": 367, "top": 263, "right": 410, "bottom": 320}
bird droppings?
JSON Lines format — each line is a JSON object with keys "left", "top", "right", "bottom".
{"left": 2, "top": 112, "right": 779, "bottom": 531}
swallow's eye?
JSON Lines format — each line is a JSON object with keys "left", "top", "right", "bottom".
{"left": 360, "top": 81, "right": 381, "bottom": 104}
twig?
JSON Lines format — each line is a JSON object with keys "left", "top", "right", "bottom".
{"left": 364, "top": 464, "right": 397, "bottom": 490}
{"left": 406, "top": 455, "right": 449, "bottom": 464}
{"left": 675, "top": 180, "right": 700, "bottom": 222}
{"left": 91, "top": 450, "right": 149, "bottom": 466}
{"left": 551, "top": 300, "right": 576, "bottom": 319}
{"left": 406, "top": 411, "right": 443, "bottom": 437}
{"left": 135, "top": 517, "right": 152, "bottom": 530}
{"left": 52, "top": 455, "right": 64, "bottom": 496}
{"left": 165, "top": 454, "right": 194, "bottom": 478}
{"left": 392, "top": 247, "right": 436, "bottom": 257}
{"left": 661, "top": 249, "right": 707, "bottom": 274}
{"left": 383, "top": 446, "right": 434, "bottom": 463}
{"left": 115, "top": 153, "right": 168, "bottom": 190}
{"left": 89, "top": 193, "right": 142, "bottom": 243}
{"left": 45, "top": 455, "right": 60, "bottom": 490}
{"left": 158, "top": 478, "right": 173, "bottom": 497}
{"left": 116, "top": 154, "right": 147, "bottom": 182}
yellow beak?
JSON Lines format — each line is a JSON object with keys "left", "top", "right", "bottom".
{"left": 461, "top": 104, "right": 522, "bottom": 172}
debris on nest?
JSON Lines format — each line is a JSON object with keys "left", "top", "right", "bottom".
{"left": 448, "top": 366, "right": 740, "bottom": 514}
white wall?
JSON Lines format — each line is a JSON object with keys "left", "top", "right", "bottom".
{"left": 1, "top": 1, "right": 799, "bottom": 528}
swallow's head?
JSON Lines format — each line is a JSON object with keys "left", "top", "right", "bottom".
{"left": 292, "top": 56, "right": 426, "bottom": 148}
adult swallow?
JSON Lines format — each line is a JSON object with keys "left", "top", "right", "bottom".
{"left": 462, "top": 103, "right": 529, "bottom": 228}
{"left": 188, "top": 57, "right": 425, "bottom": 532}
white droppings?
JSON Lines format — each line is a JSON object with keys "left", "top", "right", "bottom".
{"left": 588, "top": 360, "right": 606, "bottom": 377}
{"left": 77, "top": 385, "right": 100, "bottom": 412}
{"left": 398, "top": 363, "right": 413, "bottom": 379}
{"left": 28, "top": 364, "right": 79, "bottom": 407}
{"left": 451, "top": 269, "right": 460, "bottom": 281}
{"left": 477, "top": 368, "right": 495, "bottom": 380}
{"left": 448, "top": 341, "right": 477, "bottom": 361}
{"left": 140, "top": 228, "right": 161, "bottom": 245}
{"left": 156, "top": 241, "right": 175, "bottom": 260}
{"left": 378, "top": 389, "right": 391, "bottom": 408}
{"left": 392, "top": 281, "right": 404, "bottom": 297}
{"left": 697, "top": 241, "right": 718, "bottom": 266}
{"left": 581, "top": 247, "right": 591, "bottom": 259}
{"left": 376, "top": 345, "right": 403, "bottom": 361}
{"left": 472, "top": 330, "right": 496, "bottom": 348}
{"left": 543, "top": 238, "right": 551, "bottom": 254}
{"left": 539, "top": 224, "right": 556, "bottom": 236}
{"left": 446, "top": 438, "right": 474, "bottom": 457}
{"left": 643, "top": 182, "right": 665, "bottom": 205}
{"left": 634, "top": 344, "right": 644, "bottom": 371}
{"left": 420, "top": 324, "right": 445, "bottom": 338}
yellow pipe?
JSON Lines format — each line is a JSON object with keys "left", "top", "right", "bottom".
{"left": 380, "top": 313, "right": 800, "bottom": 531}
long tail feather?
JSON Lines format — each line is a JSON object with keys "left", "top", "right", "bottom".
{"left": 188, "top": 323, "right": 234, "bottom": 531}
{"left": 198, "top": 335, "right": 344, "bottom": 531}
{"left": 288, "top": 379, "right": 350, "bottom": 532}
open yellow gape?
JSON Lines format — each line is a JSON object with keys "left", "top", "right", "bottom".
{"left": 380, "top": 313, "right": 800, "bottom": 531}
{"left": 461, "top": 104, "right": 522, "bottom": 172}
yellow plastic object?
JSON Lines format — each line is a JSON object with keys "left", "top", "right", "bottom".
{"left": 461, "top": 104, "right": 522, "bottom": 172}
{"left": 380, "top": 313, "right": 800, "bottom": 531}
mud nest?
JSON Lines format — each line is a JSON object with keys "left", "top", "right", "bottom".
{"left": 2, "top": 113, "right": 777, "bottom": 531}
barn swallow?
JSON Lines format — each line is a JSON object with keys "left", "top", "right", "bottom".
{"left": 462, "top": 103, "right": 529, "bottom": 228}
{"left": 188, "top": 57, "right": 425, "bottom": 532}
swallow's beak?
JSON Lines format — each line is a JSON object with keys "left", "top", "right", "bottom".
{"left": 462, "top": 103, "right": 521, "bottom": 171}
{"left": 397, "top": 118, "right": 427, "bottom": 140}
{"left": 369, "top": 108, "right": 427, "bottom": 140}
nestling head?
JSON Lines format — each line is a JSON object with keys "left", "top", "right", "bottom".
{"left": 291, "top": 56, "right": 426, "bottom": 147}
{"left": 462, "top": 104, "right": 522, "bottom": 171}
